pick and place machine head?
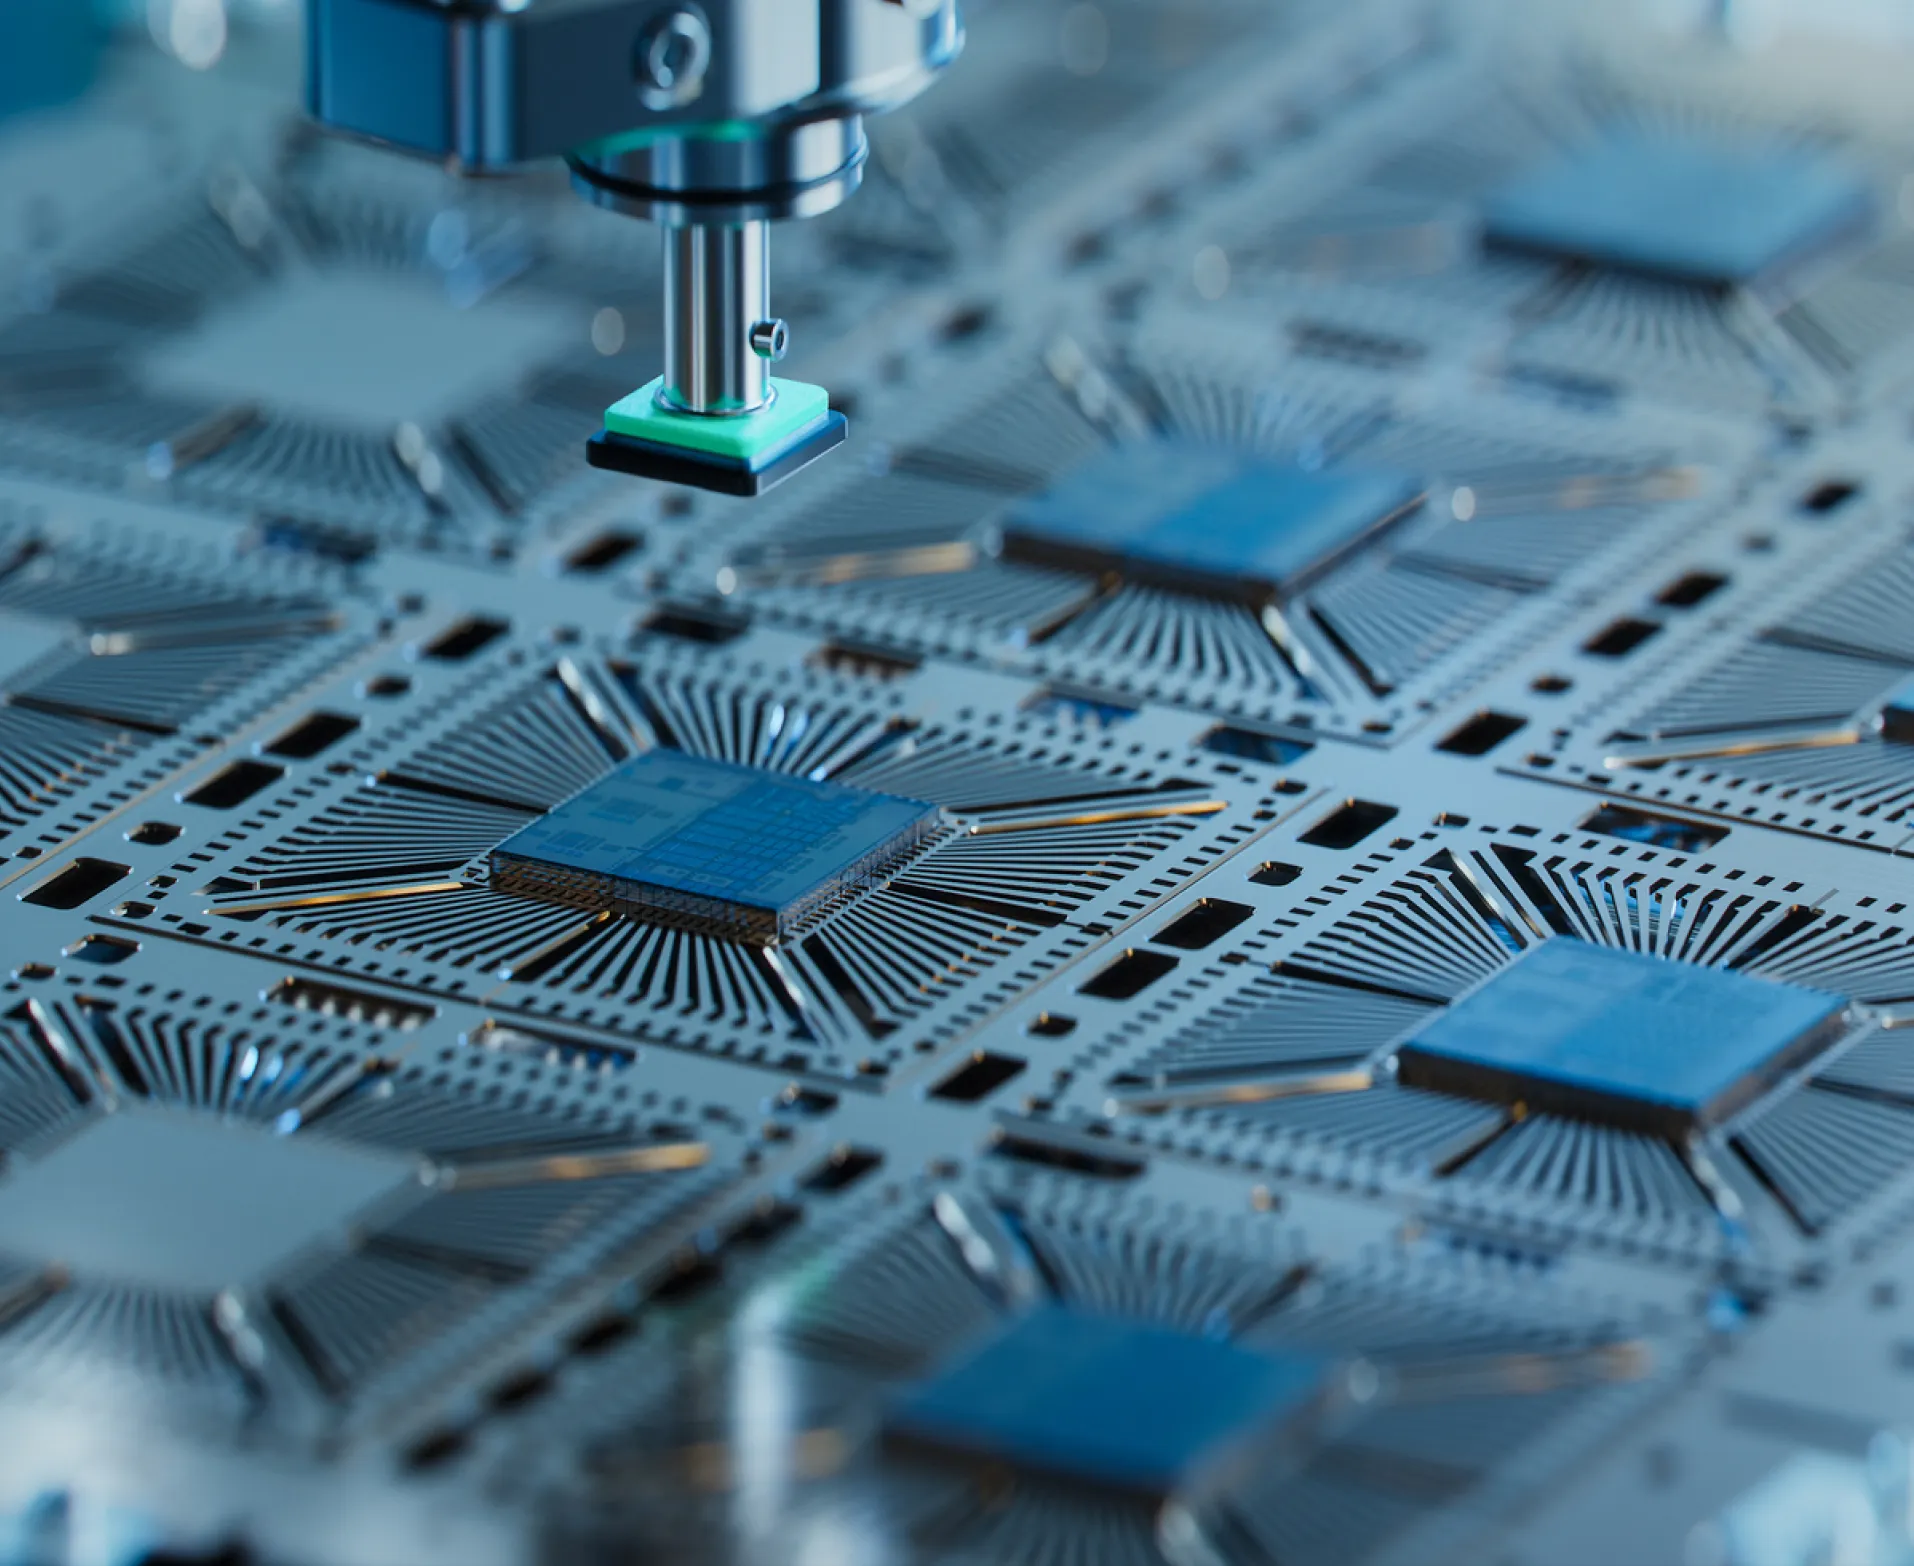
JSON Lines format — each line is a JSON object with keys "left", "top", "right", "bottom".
{"left": 305, "top": 0, "right": 963, "bottom": 495}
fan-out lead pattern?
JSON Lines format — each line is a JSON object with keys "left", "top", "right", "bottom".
{"left": 1221, "top": 48, "right": 1914, "bottom": 411}
{"left": 707, "top": 333, "right": 1714, "bottom": 738}
{"left": 1521, "top": 533, "right": 1914, "bottom": 850}
{"left": 159, "top": 642, "right": 1270, "bottom": 1072}
{"left": 541, "top": 1185, "right": 1659, "bottom": 1566}
{"left": 1096, "top": 832, "right": 1914, "bottom": 1258}
{"left": 0, "top": 520, "right": 347, "bottom": 853}
{"left": 0, "top": 995, "right": 733, "bottom": 1426}
{"left": 0, "top": 166, "right": 657, "bottom": 555}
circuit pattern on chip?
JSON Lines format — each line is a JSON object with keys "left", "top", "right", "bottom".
{"left": 998, "top": 440, "right": 1426, "bottom": 603}
{"left": 886, "top": 1304, "right": 1328, "bottom": 1495}
{"left": 1483, "top": 136, "right": 1872, "bottom": 286}
{"left": 1394, "top": 938, "right": 1848, "bottom": 1134}
{"left": 489, "top": 751, "right": 941, "bottom": 945}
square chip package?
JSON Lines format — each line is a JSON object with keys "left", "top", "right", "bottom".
{"left": 887, "top": 1305, "right": 1328, "bottom": 1495}
{"left": 489, "top": 750, "right": 939, "bottom": 945}
{"left": 0, "top": 1105, "right": 410, "bottom": 1294}
{"left": 1483, "top": 135, "right": 1873, "bottom": 286}
{"left": 1395, "top": 938, "right": 1848, "bottom": 1135}
{"left": 998, "top": 440, "right": 1425, "bottom": 604}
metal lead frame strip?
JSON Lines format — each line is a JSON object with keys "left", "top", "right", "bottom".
{"left": 1603, "top": 724, "right": 1862, "bottom": 770}
{"left": 432, "top": 1141, "right": 711, "bottom": 1191}
{"left": 143, "top": 402, "right": 263, "bottom": 482}
{"left": 211, "top": 880, "right": 470, "bottom": 917}
{"left": 1106, "top": 1067, "right": 1374, "bottom": 1116}
{"left": 966, "top": 799, "right": 1226, "bottom": 835}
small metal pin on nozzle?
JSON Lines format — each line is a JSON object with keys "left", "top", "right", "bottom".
{"left": 749, "top": 318, "right": 790, "bottom": 361}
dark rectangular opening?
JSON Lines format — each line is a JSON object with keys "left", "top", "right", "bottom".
{"left": 1656, "top": 571, "right": 1728, "bottom": 609}
{"left": 567, "top": 1312, "right": 637, "bottom": 1357}
{"left": 726, "top": 1199, "right": 803, "bottom": 1247}
{"left": 1288, "top": 318, "right": 1425, "bottom": 369}
{"left": 22, "top": 858, "right": 130, "bottom": 910}
{"left": 930, "top": 1051, "right": 1028, "bottom": 1103}
{"left": 1581, "top": 803, "right": 1728, "bottom": 854}
{"left": 565, "top": 530, "right": 642, "bottom": 574}
{"left": 942, "top": 303, "right": 993, "bottom": 341}
{"left": 182, "top": 760, "right": 283, "bottom": 810}
{"left": 422, "top": 616, "right": 509, "bottom": 662}
{"left": 126, "top": 821, "right": 180, "bottom": 846}
{"left": 265, "top": 710, "right": 360, "bottom": 760}
{"left": 643, "top": 603, "right": 749, "bottom": 645}
{"left": 1299, "top": 799, "right": 1397, "bottom": 850}
{"left": 1023, "top": 687, "right": 1139, "bottom": 727}
{"left": 809, "top": 640, "right": 922, "bottom": 681}
{"left": 1152, "top": 898, "right": 1253, "bottom": 950}
{"left": 257, "top": 515, "right": 377, "bottom": 566}
{"left": 1079, "top": 948, "right": 1179, "bottom": 1000}
{"left": 801, "top": 1144, "right": 883, "bottom": 1193}
{"left": 268, "top": 976, "right": 435, "bottom": 1030}
{"left": 1436, "top": 710, "right": 1528, "bottom": 757}
{"left": 65, "top": 933, "right": 138, "bottom": 965}
{"left": 1582, "top": 617, "right": 1661, "bottom": 658}
{"left": 1250, "top": 861, "right": 1302, "bottom": 887}
{"left": 994, "top": 1127, "right": 1145, "bottom": 1181}
{"left": 1199, "top": 724, "right": 1314, "bottom": 767}
{"left": 1801, "top": 479, "right": 1860, "bottom": 515}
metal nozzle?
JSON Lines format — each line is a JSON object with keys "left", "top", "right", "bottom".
{"left": 661, "top": 221, "right": 779, "bottom": 417}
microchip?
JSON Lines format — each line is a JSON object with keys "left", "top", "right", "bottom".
{"left": 0, "top": 1106, "right": 410, "bottom": 1293}
{"left": 489, "top": 750, "right": 940, "bottom": 945}
{"left": 998, "top": 440, "right": 1425, "bottom": 603}
{"left": 1483, "top": 136, "right": 1872, "bottom": 286}
{"left": 886, "top": 1305, "right": 1327, "bottom": 1495}
{"left": 1394, "top": 939, "right": 1847, "bottom": 1135}
{"left": 1878, "top": 672, "right": 1914, "bottom": 745}
{"left": 142, "top": 270, "right": 577, "bottom": 429}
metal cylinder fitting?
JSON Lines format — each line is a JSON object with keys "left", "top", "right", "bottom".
{"left": 749, "top": 318, "right": 790, "bottom": 361}
{"left": 661, "top": 222, "right": 772, "bottom": 415}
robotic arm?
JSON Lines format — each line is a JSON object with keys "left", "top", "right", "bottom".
{"left": 306, "top": 0, "right": 963, "bottom": 494}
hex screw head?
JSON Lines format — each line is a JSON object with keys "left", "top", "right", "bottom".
{"left": 635, "top": 9, "right": 711, "bottom": 109}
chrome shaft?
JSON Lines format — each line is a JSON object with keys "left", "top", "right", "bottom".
{"left": 661, "top": 221, "right": 771, "bottom": 416}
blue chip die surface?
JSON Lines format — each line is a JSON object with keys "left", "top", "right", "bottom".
{"left": 999, "top": 440, "right": 1425, "bottom": 603}
{"left": 1483, "top": 136, "right": 1872, "bottom": 286}
{"left": 886, "top": 1305, "right": 1328, "bottom": 1495}
{"left": 489, "top": 751, "right": 939, "bottom": 945}
{"left": 1395, "top": 939, "right": 1847, "bottom": 1134}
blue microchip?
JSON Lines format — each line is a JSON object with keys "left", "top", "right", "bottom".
{"left": 489, "top": 751, "right": 938, "bottom": 944}
{"left": 1395, "top": 939, "right": 1847, "bottom": 1134}
{"left": 1000, "top": 440, "right": 1425, "bottom": 602}
{"left": 1483, "top": 136, "right": 1872, "bottom": 285}
{"left": 886, "top": 1305, "right": 1327, "bottom": 1494}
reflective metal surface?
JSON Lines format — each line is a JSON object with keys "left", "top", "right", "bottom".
{"left": 663, "top": 221, "right": 773, "bottom": 413}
